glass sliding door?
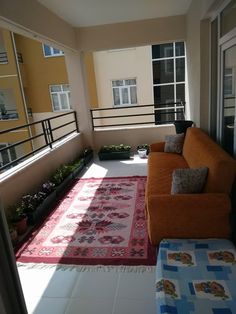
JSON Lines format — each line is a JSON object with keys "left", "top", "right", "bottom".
{"left": 221, "top": 38, "right": 236, "bottom": 157}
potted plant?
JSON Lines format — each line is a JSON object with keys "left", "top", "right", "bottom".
{"left": 51, "top": 164, "right": 74, "bottom": 195}
{"left": 79, "top": 147, "right": 93, "bottom": 166}
{"left": 7, "top": 222, "right": 18, "bottom": 245}
{"left": 137, "top": 144, "right": 149, "bottom": 157}
{"left": 70, "top": 159, "right": 84, "bottom": 178}
{"left": 11, "top": 205, "right": 28, "bottom": 235}
{"left": 98, "top": 144, "right": 131, "bottom": 160}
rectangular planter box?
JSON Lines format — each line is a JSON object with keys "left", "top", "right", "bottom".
{"left": 55, "top": 173, "right": 74, "bottom": 196}
{"left": 72, "top": 163, "right": 84, "bottom": 178}
{"left": 98, "top": 150, "right": 131, "bottom": 160}
{"left": 27, "top": 191, "right": 57, "bottom": 225}
{"left": 83, "top": 151, "right": 94, "bottom": 165}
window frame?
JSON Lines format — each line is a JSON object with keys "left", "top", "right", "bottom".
{"left": 111, "top": 78, "right": 138, "bottom": 107}
{"left": 42, "top": 44, "right": 64, "bottom": 58}
{"left": 49, "top": 84, "right": 71, "bottom": 112}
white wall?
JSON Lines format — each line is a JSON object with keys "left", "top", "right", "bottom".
{"left": 94, "top": 47, "right": 153, "bottom": 108}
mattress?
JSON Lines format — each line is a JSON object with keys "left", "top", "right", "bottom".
{"left": 156, "top": 239, "right": 236, "bottom": 314}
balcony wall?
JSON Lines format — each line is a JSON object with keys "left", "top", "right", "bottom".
{"left": 0, "top": 133, "right": 83, "bottom": 212}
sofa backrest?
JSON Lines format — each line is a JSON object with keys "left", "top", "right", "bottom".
{"left": 183, "top": 127, "right": 236, "bottom": 194}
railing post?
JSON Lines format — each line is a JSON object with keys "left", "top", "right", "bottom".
{"left": 47, "top": 119, "right": 54, "bottom": 147}
{"left": 74, "top": 111, "right": 80, "bottom": 132}
{"left": 90, "top": 109, "right": 94, "bottom": 130}
{"left": 41, "top": 120, "right": 50, "bottom": 148}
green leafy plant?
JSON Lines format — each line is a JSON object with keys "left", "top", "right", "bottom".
{"left": 10, "top": 204, "right": 27, "bottom": 222}
{"left": 79, "top": 147, "right": 93, "bottom": 158}
{"left": 100, "top": 144, "right": 131, "bottom": 153}
{"left": 51, "top": 165, "right": 73, "bottom": 186}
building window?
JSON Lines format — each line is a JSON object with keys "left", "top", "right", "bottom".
{"left": 112, "top": 79, "right": 137, "bottom": 106}
{"left": 43, "top": 44, "right": 64, "bottom": 57}
{"left": 224, "top": 67, "right": 234, "bottom": 97}
{"left": 50, "top": 85, "right": 71, "bottom": 111}
{"left": 0, "top": 144, "right": 17, "bottom": 168}
{"left": 152, "top": 42, "right": 186, "bottom": 124}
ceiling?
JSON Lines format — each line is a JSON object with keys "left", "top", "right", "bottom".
{"left": 37, "top": 0, "right": 192, "bottom": 27}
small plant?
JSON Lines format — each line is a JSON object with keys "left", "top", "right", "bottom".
{"left": 79, "top": 147, "right": 93, "bottom": 158}
{"left": 137, "top": 144, "right": 149, "bottom": 155}
{"left": 100, "top": 144, "right": 131, "bottom": 153}
{"left": 51, "top": 165, "right": 73, "bottom": 186}
{"left": 21, "top": 191, "right": 47, "bottom": 213}
{"left": 42, "top": 181, "right": 55, "bottom": 196}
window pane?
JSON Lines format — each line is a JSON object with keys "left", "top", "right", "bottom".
{"left": 130, "top": 86, "right": 137, "bottom": 104}
{"left": 52, "top": 94, "right": 60, "bottom": 110}
{"left": 50, "top": 85, "right": 61, "bottom": 92}
{"left": 154, "top": 85, "right": 174, "bottom": 104}
{"left": 62, "top": 84, "right": 70, "bottom": 91}
{"left": 221, "top": 0, "right": 236, "bottom": 37}
{"left": 153, "top": 60, "right": 174, "bottom": 84}
{"left": 112, "top": 80, "right": 123, "bottom": 87}
{"left": 43, "top": 44, "right": 51, "bottom": 56}
{"left": 176, "top": 58, "right": 185, "bottom": 82}
{"left": 1, "top": 150, "right": 10, "bottom": 165}
{"left": 175, "top": 42, "right": 185, "bottom": 56}
{"left": 152, "top": 43, "right": 173, "bottom": 59}
{"left": 113, "top": 88, "right": 120, "bottom": 105}
{"left": 121, "top": 88, "right": 129, "bottom": 104}
{"left": 125, "top": 79, "right": 136, "bottom": 85}
{"left": 176, "top": 84, "right": 185, "bottom": 103}
{"left": 53, "top": 48, "right": 60, "bottom": 54}
{"left": 60, "top": 94, "right": 68, "bottom": 109}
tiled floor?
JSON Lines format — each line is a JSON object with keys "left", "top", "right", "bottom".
{"left": 17, "top": 155, "right": 156, "bottom": 314}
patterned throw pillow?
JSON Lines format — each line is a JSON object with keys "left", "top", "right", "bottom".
{"left": 164, "top": 133, "right": 185, "bottom": 154}
{"left": 171, "top": 167, "right": 208, "bottom": 194}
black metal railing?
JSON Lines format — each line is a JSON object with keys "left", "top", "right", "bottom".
{"left": 0, "top": 111, "right": 79, "bottom": 172}
{"left": 0, "top": 52, "right": 8, "bottom": 63}
{"left": 90, "top": 102, "right": 185, "bottom": 130}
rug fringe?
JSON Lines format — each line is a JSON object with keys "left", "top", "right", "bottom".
{"left": 17, "top": 262, "right": 155, "bottom": 273}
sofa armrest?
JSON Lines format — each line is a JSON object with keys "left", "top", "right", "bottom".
{"left": 147, "top": 193, "right": 231, "bottom": 245}
{"left": 150, "top": 142, "right": 165, "bottom": 152}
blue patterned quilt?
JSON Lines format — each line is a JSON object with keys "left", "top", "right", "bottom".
{"left": 156, "top": 239, "right": 236, "bottom": 314}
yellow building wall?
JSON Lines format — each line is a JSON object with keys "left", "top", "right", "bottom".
{"left": 14, "top": 34, "right": 69, "bottom": 113}
{"left": 84, "top": 52, "right": 98, "bottom": 108}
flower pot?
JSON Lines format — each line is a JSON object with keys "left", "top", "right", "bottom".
{"left": 9, "top": 228, "right": 18, "bottom": 245}
{"left": 83, "top": 151, "right": 93, "bottom": 165}
{"left": 98, "top": 150, "right": 131, "bottom": 160}
{"left": 14, "top": 216, "right": 27, "bottom": 235}
{"left": 174, "top": 120, "right": 193, "bottom": 134}
{"left": 138, "top": 149, "right": 147, "bottom": 158}
{"left": 27, "top": 191, "right": 57, "bottom": 225}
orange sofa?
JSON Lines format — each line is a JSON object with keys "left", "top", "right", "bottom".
{"left": 146, "top": 127, "right": 236, "bottom": 245}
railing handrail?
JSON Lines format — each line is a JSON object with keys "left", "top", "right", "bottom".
{"left": 0, "top": 111, "right": 79, "bottom": 172}
{"left": 90, "top": 102, "right": 185, "bottom": 130}
{"left": 0, "top": 110, "right": 75, "bottom": 135}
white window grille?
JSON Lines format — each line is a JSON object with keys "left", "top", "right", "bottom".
{"left": 112, "top": 79, "right": 137, "bottom": 106}
{"left": 49, "top": 84, "right": 71, "bottom": 111}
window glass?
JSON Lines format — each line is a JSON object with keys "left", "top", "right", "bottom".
{"left": 60, "top": 94, "right": 68, "bottom": 109}
{"left": 152, "top": 43, "right": 173, "bottom": 59}
{"left": 52, "top": 94, "right": 60, "bottom": 110}
{"left": 176, "top": 58, "right": 185, "bottom": 82}
{"left": 153, "top": 85, "right": 174, "bottom": 104}
{"left": 43, "top": 44, "right": 64, "bottom": 57}
{"left": 112, "top": 78, "right": 137, "bottom": 106}
{"left": 175, "top": 42, "right": 185, "bottom": 56}
{"left": 153, "top": 60, "right": 174, "bottom": 84}
{"left": 50, "top": 85, "right": 61, "bottom": 92}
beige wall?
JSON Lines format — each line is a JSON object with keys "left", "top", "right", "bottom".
{"left": 0, "top": 0, "right": 77, "bottom": 51}
{"left": 93, "top": 125, "right": 175, "bottom": 151}
{"left": 76, "top": 15, "right": 186, "bottom": 52}
{"left": 93, "top": 47, "right": 153, "bottom": 109}
{"left": 84, "top": 52, "right": 99, "bottom": 108}
{"left": 0, "top": 134, "right": 83, "bottom": 210}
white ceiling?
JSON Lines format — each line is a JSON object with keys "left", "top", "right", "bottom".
{"left": 37, "top": 0, "right": 192, "bottom": 27}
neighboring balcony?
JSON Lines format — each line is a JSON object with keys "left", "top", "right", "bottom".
{"left": 0, "top": 51, "right": 8, "bottom": 64}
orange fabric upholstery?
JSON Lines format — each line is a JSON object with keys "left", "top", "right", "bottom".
{"left": 146, "top": 127, "right": 236, "bottom": 245}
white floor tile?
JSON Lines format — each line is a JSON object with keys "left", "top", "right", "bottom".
{"left": 18, "top": 268, "right": 55, "bottom": 298}
{"left": 65, "top": 297, "right": 114, "bottom": 314}
{"left": 116, "top": 272, "right": 155, "bottom": 300}
{"left": 32, "top": 297, "right": 69, "bottom": 314}
{"left": 71, "top": 271, "right": 119, "bottom": 299}
{"left": 113, "top": 298, "right": 156, "bottom": 314}
{"left": 42, "top": 269, "right": 80, "bottom": 298}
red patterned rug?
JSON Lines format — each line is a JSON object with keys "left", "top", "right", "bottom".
{"left": 16, "top": 176, "right": 156, "bottom": 266}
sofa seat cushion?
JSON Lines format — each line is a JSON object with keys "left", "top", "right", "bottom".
{"left": 147, "top": 152, "right": 188, "bottom": 195}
